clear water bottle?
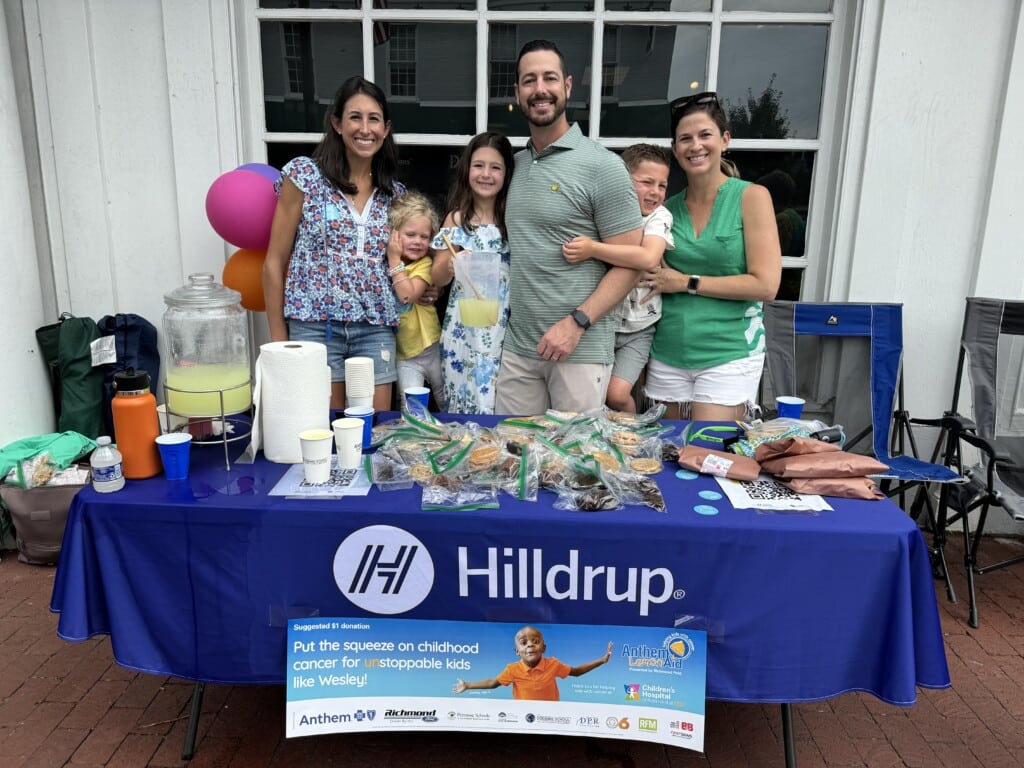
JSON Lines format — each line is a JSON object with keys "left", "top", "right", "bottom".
{"left": 91, "top": 436, "right": 125, "bottom": 493}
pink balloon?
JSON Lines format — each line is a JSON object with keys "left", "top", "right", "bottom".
{"left": 205, "top": 170, "right": 278, "bottom": 250}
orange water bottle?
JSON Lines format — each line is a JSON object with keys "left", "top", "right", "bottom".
{"left": 112, "top": 368, "right": 162, "bottom": 479}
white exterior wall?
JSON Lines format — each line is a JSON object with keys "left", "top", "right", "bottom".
{"left": 835, "top": 0, "right": 1023, "bottom": 425}
{"left": 1, "top": 2, "right": 52, "bottom": 441}
{"left": 3, "top": 1, "right": 1023, "bottom": 519}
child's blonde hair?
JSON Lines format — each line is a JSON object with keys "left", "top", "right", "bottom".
{"left": 389, "top": 190, "right": 439, "bottom": 234}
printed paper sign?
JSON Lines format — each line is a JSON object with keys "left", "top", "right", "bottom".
{"left": 286, "top": 617, "right": 706, "bottom": 751}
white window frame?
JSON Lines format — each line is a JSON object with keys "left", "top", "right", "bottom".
{"left": 238, "top": 0, "right": 857, "bottom": 300}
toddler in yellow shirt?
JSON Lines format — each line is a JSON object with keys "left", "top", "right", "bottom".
{"left": 386, "top": 191, "right": 444, "bottom": 408}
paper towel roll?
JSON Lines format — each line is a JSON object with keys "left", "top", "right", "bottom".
{"left": 244, "top": 341, "right": 331, "bottom": 463}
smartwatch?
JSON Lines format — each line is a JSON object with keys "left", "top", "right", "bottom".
{"left": 570, "top": 309, "right": 591, "bottom": 330}
{"left": 687, "top": 275, "right": 702, "bottom": 295}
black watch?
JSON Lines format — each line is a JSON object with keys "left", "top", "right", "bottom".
{"left": 570, "top": 309, "right": 591, "bottom": 330}
{"left": 687, "top": 274, "right": 702, "bottom": 295}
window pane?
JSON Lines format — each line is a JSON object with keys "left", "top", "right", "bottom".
{"left": 489, "top": 0, "right": 594, "bottom": 10}
{"left": 724, "top": 0, "right": 831, "bottom": 10}
{"left": 605, "top": 1, "right": 710, "bottom": 9}
{"left": 259, "top": 0, "right": 469, "bottom": 8}
{"left": 718, "top": 24, "right": 827, "bottom": 139}
{"left": 486, "top": 24, "right": 592, "bottom": 136}
{"left": 601, "top": 24, "right": 709, "bottom": 139}
{"left": 374, "top": 0, "right": 475, "bottom": 8}
{"left": 261, "top": 21, "right": 363, "bottom": 133}
{"left": 722, "top": 150, "right": 812, "bottom": 254}
{"left": 374, "top": 23, "right": 476, "bottom": 134}
{"left": 267, "top": 141, "right": 319, "bottom": 173}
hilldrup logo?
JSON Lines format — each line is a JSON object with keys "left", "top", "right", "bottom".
{"left": 333, "top": 526, "right": 435, "bottom": 614}
{"left": 332, "top": 527, "right": 684, "bottom": 617}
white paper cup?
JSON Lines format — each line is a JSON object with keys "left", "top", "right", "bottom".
{"left": 156, "top": 404, "right": 189, "bottom": 434}
{"left": 344, "top": 357, "right": 375, "bottom": 397}
{"left": 346, "top": 393, "right": 374, "bottom": 409}
{"left": 298, "top": 428, "right": 333, "bottom": 484}
{"left": 331, "top": 417, "right": 364, "bottom": 469}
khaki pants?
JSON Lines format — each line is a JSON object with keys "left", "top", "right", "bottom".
{"left": 494, "top": 349, "right": 612, "bottom": 415}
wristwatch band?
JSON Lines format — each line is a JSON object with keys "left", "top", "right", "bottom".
{"left": 570, "top": 309, "right": 591, "bottom": 330}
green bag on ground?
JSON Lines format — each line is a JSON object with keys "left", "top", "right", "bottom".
{"left": 55, "top": 317, "right": 105, "bottom": 438}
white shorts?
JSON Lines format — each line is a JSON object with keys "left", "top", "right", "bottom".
{"left": 644, "top": 353, "right": 765, "bottom": 407}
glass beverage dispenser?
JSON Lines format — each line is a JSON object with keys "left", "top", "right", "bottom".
{"left": 162, "top": 273, "right": 252, "bottom": 418}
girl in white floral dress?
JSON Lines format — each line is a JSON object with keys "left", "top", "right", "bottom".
{"left": 430, "top": 132, "right": 514, "bottom": 414}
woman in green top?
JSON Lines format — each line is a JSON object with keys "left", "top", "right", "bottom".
{"left": 642, "top": 93, "right": 781, "bottom": 421}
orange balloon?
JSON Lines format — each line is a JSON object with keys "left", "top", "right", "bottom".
{"left": 223, "top": 248, "right": 267, "bottom": 311}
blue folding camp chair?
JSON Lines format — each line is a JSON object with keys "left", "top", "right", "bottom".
{"left": 762, "top": 302, "right": 964, "bottom": 592}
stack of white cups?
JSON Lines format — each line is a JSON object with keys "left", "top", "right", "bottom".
{"left": 344, "top": 356, "right": 375, "bottom": 408}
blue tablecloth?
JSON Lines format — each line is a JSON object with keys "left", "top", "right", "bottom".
{"left": 51, "top": 420, "right": 949, "bottom": 704}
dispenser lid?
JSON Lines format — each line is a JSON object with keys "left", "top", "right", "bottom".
{"left": 164, "top": 273, "right": 242, "bottom": 308}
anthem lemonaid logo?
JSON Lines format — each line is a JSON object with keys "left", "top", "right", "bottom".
{"left": 457, "top": 547, "right": 682, "bottom": 617}
{"left": 334, "top": 526, "right": 434, "bottom": 614}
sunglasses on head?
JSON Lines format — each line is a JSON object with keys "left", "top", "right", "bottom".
{"left": 669, "top": 91, "right": 720, "bottom": 129}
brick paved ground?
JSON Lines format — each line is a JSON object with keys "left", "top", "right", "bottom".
{"left": 1, "top": 534, "right": 1023, "bottom": 768}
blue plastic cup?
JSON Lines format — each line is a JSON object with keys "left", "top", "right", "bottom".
{"left": 156, "top": 433, "right": 193, "bottom": 480}
{"left": 343, "top": 405, "right": 375, "bottom": 449}
{"left": 404, "top": 386, "right": 430, "bottom": 410}
{"left": 776, "top": 396, "right": 806, "bottom": 419}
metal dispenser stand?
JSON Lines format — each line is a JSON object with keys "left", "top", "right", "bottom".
{"left": 161, "top": 378, "right": 253, "bottom": 471}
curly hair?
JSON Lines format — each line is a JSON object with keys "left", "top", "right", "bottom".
{"left": 389, "top": 190, "right": 439, "bottom": 235}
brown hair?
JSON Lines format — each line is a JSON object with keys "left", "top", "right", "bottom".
{"left": 312, "top": 76, "right": 399, "bottom": 196}
{"left": 670, "top": 94, "right": 738, "bottom": 178}
{"left": 444, "top": 132, "right": 514, "bottom": 242}
{"left": 620, "top": 144, "right": 671, "bottom": 173}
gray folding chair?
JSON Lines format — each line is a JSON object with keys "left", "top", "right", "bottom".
{"left": 929, "top": 297, "right": 1024, "bottom": 627}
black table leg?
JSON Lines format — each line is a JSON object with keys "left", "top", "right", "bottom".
{"left": 182, "top": 681, "right": 205, "bottom": 760}
{"left": 781, "top": 702, "right": 797, "bottom": 768}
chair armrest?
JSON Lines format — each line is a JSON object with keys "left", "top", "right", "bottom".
{"left": 958, "top": 431, "right": 1012, "bottom": 464}
{"left": 909, "top": 412, "right": 975, "bottom": 433}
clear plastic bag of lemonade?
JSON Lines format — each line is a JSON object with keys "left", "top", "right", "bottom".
{"left": 453, "top": 251, "right": 500, "bottom": 327}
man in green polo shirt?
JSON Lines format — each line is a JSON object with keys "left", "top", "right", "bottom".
{"left": 494, "top": 39, "right": 643, "bottom": 415}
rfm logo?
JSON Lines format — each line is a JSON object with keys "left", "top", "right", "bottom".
{"left": 333, "top": 526, "right": 434, "bottom": 614}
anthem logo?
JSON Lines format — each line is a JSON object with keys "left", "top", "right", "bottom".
{"left": 333, "top": 526, "right": 434, "bottom": 614}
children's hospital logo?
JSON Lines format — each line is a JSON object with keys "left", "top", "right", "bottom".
{"left": 333, "top": 525, "right": 435, "bottom": 614}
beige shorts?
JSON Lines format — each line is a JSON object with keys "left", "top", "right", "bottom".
{"left": 494, "top": 349, "right": 612, "bottom": 415}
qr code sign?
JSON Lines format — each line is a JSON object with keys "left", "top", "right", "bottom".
{"left": 300, "top": 467, "right": 360, "bottom": 488}
{"left": 738, "top": 479, "right": 803, "bottom": 501}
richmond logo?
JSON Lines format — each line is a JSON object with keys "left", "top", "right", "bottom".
{"left": 333, "top": 526, "right": 435, "bottom": 614}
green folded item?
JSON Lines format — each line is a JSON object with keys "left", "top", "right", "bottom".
{"left": 0, "top": 431, "right": 97, "bottom": 488}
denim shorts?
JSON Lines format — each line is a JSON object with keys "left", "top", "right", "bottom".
{"left": 287, "top": 319, "right": 397, "bottom": 384}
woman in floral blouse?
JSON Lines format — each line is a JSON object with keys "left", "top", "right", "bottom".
{"left": 263, "top": 76, "right": 406, "bottom": 410}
